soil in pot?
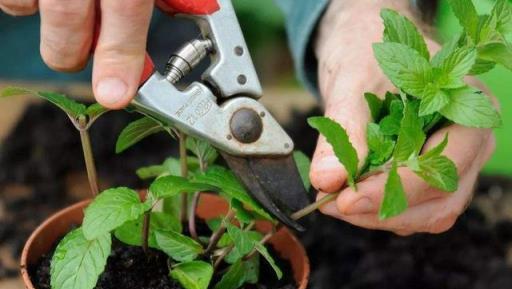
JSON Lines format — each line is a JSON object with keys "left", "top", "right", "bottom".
{"left": 30, "top": 237, "right": 296, "bottom": 289}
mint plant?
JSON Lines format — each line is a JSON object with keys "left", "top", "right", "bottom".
{"left": 308, "top": 0, "right": 511, "bottom": 219}
{"left": 0, "top": 88, "right": 108, "bottom": 196}
{"left": 3, "top": 90, "right": 310, "bottom": 289}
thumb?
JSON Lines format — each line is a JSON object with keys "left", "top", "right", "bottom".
{"left": 310, "top": 90, "right": 371, "bottom": 193}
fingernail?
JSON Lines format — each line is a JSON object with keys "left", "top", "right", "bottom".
{"left": 96, "top": 77, "right": 127, "bottom": 105}
{"left": 345, "top": 197, "right": 374, "bottom": 215}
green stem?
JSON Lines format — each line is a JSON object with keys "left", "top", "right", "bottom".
{"left": 78, "top": 116, "right": 99, "bottom": 197}
{"left": 188, "top": 192, "right": 200, "bottom": 240}
{"left": 179, "top": 132, "right": 188, "bottom": 223}
{"left": 188, "top": 158, "right": 208, "bottom": 241}
{"left": 291, "top": 161, "right": 394, "bottom": 220}
{"left": 204, "top": 210, "right": 236, "bottom": 255}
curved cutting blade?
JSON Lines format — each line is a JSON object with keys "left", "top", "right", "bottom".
{"left": 221, "top": 153, "right": 312, "bottom": 231}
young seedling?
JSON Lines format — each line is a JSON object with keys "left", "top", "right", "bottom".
{"left": 306, "top": 0, "right": 511, "bottom": 219}
{"left": 42, "top": 92, "right": 309, "bottom": 289}
{"left": 0, "top": 88, "right": 108, "bottom": 196}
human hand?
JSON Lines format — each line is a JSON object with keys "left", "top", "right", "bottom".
{"left": 1, "top": 0, "right": 156, "bottom": 109}
{"left": 310, "top": 0, "right": 497, "bottom": 235}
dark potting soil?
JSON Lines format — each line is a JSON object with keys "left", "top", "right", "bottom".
{"left": 2, "top": 102, "right": 512, "bottom": 289}
{"left": 31, "top": 238, "right": 296, "bottom": 289}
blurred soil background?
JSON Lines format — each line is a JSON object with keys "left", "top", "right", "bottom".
{"left": 1, "top": 0, "right": 512, "bottom": 288}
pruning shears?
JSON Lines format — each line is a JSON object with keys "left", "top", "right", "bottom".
{"left": 107, "top": 0, "right": 312, "bottom": 231}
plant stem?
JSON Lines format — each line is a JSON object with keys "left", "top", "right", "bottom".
{"left": 290, "top": 193, "right": 338, "bottom": 220}
{"left": 188, "top": 158, "right": 208, "bottom": 241}
{"left": 188, "top": 192, "right": 200, "bottom": 240}
{"left": 78, "top": 116, "right": 99, "bottom": 197}
{"left": 204, "top": 210, "right": 236, "bottom": 255}
{"left": 179, "top": 131, "right": 188, "bottom": 223}
{"left": 291, "top": 161, "right": 394, "bottom": 220}
{"left": 142, "top": 211, "right": 151, "bottom": 254}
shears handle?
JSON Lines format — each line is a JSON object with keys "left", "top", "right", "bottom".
{"left": 92, "top": 0, "right": 220, "bottom": 85}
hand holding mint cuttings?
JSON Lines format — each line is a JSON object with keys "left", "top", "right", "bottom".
{"left": 309, "top": 0, "right": 510, "bottom": 220}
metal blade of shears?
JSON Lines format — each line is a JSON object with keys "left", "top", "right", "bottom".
{"left": 221, "top": 153, "right": 311, "bottom": 232}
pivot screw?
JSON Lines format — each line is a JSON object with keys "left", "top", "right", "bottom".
{"left": 229, "top": 108, "right": 263, "bottom": 144}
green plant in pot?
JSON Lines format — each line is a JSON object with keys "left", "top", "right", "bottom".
{"left": 2, "top": 88, "right": 312, "bottom": 289}
{"left": 3, "top": 0, "right": 512, "bottom": 288}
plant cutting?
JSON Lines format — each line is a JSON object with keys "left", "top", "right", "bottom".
{"left": 306, "top": 0, "right": 512, "bottom": 219}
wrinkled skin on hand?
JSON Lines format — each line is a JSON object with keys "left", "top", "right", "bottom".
{"left": 310, "top": 0, "right": 497, "bottom": 235}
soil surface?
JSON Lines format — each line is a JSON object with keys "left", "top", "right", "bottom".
{"left": 31, "top": 238, "right": 296, "bottom": 289}
{"left": 2, "top": 103, "right": 512, "bottom": 289}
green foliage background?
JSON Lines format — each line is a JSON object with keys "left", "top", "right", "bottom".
{"left": 437, "top": 0, "right": 512, "bottom": 175}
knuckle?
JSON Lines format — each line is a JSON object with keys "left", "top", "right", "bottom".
{"left": 40, "top": 0, "right": 90, "bottom": 26}
{"left": 110, "top": 0, "right": 150, "bottom": 18}
{"left": 41, "top": 40, "right": 87, "bottom": 72}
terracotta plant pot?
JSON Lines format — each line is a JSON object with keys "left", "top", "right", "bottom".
{"left": 21, "top": 194, "right": 310, "bottom": 289}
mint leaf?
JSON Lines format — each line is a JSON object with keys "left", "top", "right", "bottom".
{"left": 379, "top": 164, "right": 408, "bottom": 219}
{"left": 414, "top": 155, "right": 458, "bottom": 192}
{"left": 186, "top": 137, "right": 218, "bottom": 165}
{"left": 308, "top": 116, "right": 359, "bottom": 188}
{"left": 448, "top": 0, "right": 480, "bottom": 41}
{"left": 83, "top": 187, "right": 149, "bottom": 240}
{"left": 437, "top": 47, "right": 477, "bottom": 88}
{"left": 440, "top": 86, "right": 501, "bottom": 128}
{"left": 148, "top": 175, "right": 217, "bottom": 204}
{"left": 469, "top": 59, "right": 496, "bottom": 75}
{"left": 394, "top": 100, "right": 426, "bottom": 161}
{"left": 170, "top": 261, "right": 213, "bottom": 289}
{"left": 155, "top": 230, "right": 203, "bottom": 262}
{"left": 193, "top": 166, "right": 273, "bottom": 220}
{"left": 227, "top": 224, "right": 255, "bottom": 257}
{"left": 214, "top": 258, "right": 260, "bottom": 289}
{"left": 422, "top": 134, "right": 449, "bottom": 158}
{"left": 231, "top": 199, "right": 255, "bottom": 224}
{"left": 243, "top": 254, "right": 260, "bottom": 284}
{"left": 254, "top": 243, "right": 282, "bottom": 279}
{"left": 478, "top": 42, "right": 512, "bottom": 71}
{"left": 1, "top": 87, "right": 87, "bottom": 119}
{"left": 366, "top": 123, "right": 395, "bottom": 166}
{"left": 136, "top": 157, "right": 201, "bottom": 180}
{"left": 224, "top": 231, "right": 263, "bottom": 264}
{"left": 419, "top": 85, "right": 449, "bottom": 116}
{"left": 381, "top": 9, "right": 429, "bottom": 59}
{"left": 491, "top": 0, "right": 512, "bottom": 35}
{"left": 214, "top": 261, "right": 246, "bottom": 289}
{"left": 364, "top": 92, "right": 384, "bottom": 121}
{"left": 373, "top": 42, "right": 433, "bottom": 97}
{"left": 85, "top": 103, "right": 109, "bottom": 124}
{"left": 431, "top": 36, "right": 460, "bottom": 67}
{"left": 116, "top": 117, "right": 166, "bottom": 153}
{"left": 114, "top": 212, "right": 182, "bottom": 248}
{"left": 293, "top": 151, "right": 311, "bottom": 190}
{"left": 379, "top": 99, "right": 404, "bottom": 136}
{"left": 50, "top": 228, "right": 111, "bottom": 289}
